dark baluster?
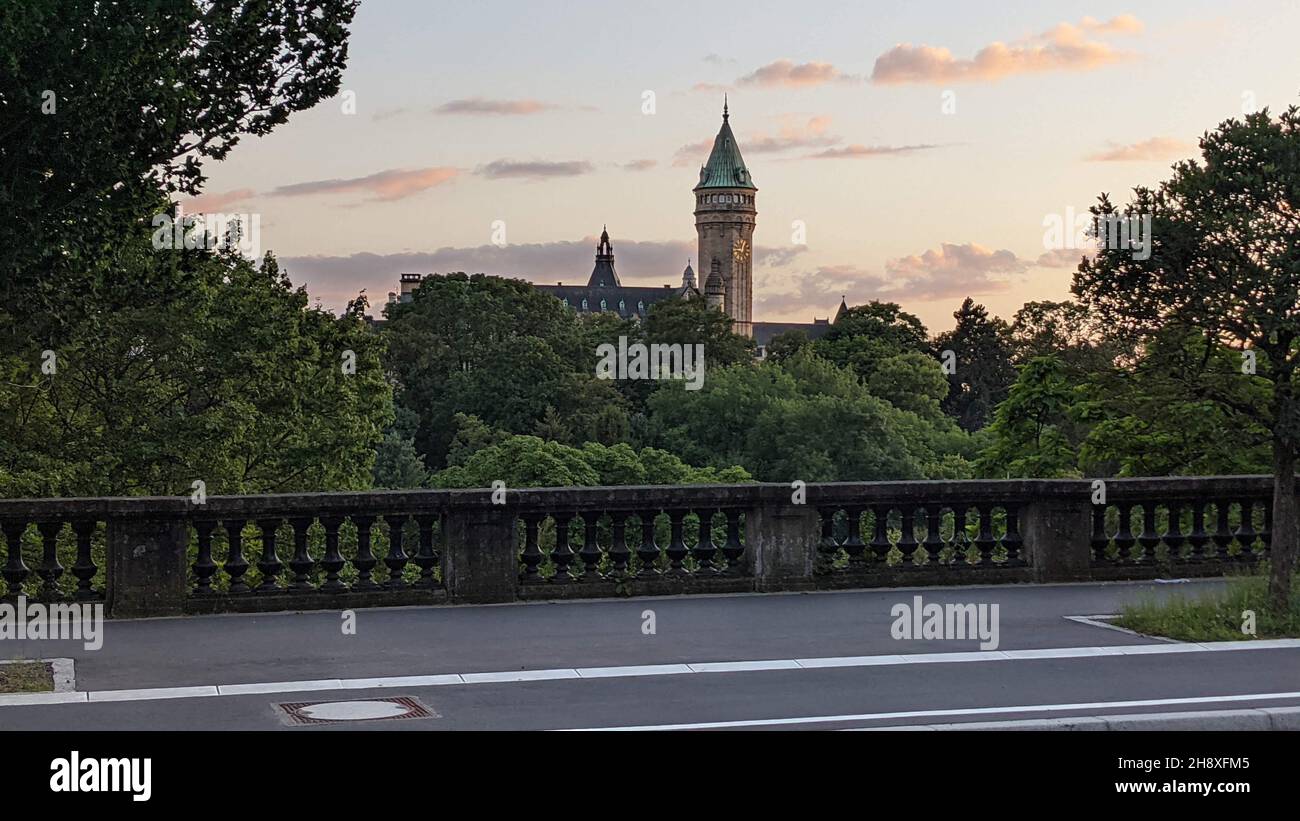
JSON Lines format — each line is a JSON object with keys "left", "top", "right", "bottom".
{"left": 414, "top": 514, "right": 440, "bottom": 589}
{"left": 951, "top": 507, "right": 970, "bottom": 566}
{"left": 1, "top": 521, "right": 30, "bottom": 598}
{"left": 320, "top": 515, "right": 346, "bottom": 591}
{"left": 552, "top": 513, "right": 576, "bottom": 580}
{"left": 1112, "top": 504, "right": 1136, "bottom": 563}
{"left": 1211, "top": 500, "right": 1232, "bottom": 561}
{"left": 193, "top": 519, "right": 217, "bottom": 593}
{"left": 870, "top": 506, "right": 892, "bottom": 565}
{"left": 636, "top": 513, "right": 660, "bottom": 576}
{"left": 1090, "top": 505, "right": 1109, "bottom": 564}
{"left": 608, "top": 512, "right": 631, "bottom": 573}
{"left": 843, "top": 507, "right": 866, "bottom": 565}
{"left": 224, "top": 519, "right": 250, "bottom": 593}
{"left": 1137, "top": 504, "right": 1160, "bottom": 564}
{"left": 973, "top": 506, "right": 995, "bottom": 566}
{"left": 288, "top": 516, "right": 315, "bottom": 589}
{"left": 579, "top": 514, "right": 602, "bottom": 578}
{"left": 692, "top": 509, "right": 717, "bottom": 573}
{"left": 352, "top": 515, "right": 377, "bottom": 589}
{"left": 1163, "top": 502, "right": 1185, "bottom": 560}
{"left": 36, "top": 521, "right": 64, "bottom": 599}
{"left": 71, "top": 520, "right": 99, "bottom": 600}
{"left": 922, "top": 507, "right": 943, "bottom": 565}
{"left": 1186, "top": 502, "right": 1209, "bottom": 560}
{"left": 897, "top": 506, "right": 919, "bottom": 567}
{"left": 520, "top": 513, "right": 543, "bottom": 580}
{"left": 721, "top": 510, "right": 744, "bottom": 571}
{"left": 665, "top": 510, "right": 689, "bottom": 574}
{"left": 385, "top": 514, "right": 409, "bottom": 588}
{"left": 1003, "top": 505, "right": 1024, "bottom": 566}
{"left": 255, "top": 518, "right": 283, "bottom": 592}
{"left": 817, "top": 508, "right": 839, "bottom": 568}
{"left": 1235, "top": 500, "right": 1258, "bottom": 561}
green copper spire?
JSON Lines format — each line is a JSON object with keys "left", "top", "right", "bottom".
{"left": 694, "top": 99, "right": 756, "bottom": 190}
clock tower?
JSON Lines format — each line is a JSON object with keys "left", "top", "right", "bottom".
{"left": 693, "top": 98, "right": 756, "bottom": 337}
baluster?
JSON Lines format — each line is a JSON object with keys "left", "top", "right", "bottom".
{"left": 255, "top": 518, "right": 283, "bottom": 592}
{"left": 897, "top": 506, "right": 919, "bottom": 567}
{"left": 1163, "top": 502, "right": 1185, "bottom": 561}
{"left": 843, "top": 507, "right": 866, "bottom": 565}
{"left": 609, "top": 512, "right": 631, "bottom": 573}
{"left": 692, "top": 509, "right": 717, "bottom": 574}
{"left": 579, "top": 514, "right": 602, "bottom": 578}
{"left": 520, "top": 513, "right": 543, "bottom": 580}
{"left": 36, "top": 521, "right": 64, "bottom": 599}
{"left": 193, "top": 519, "right": 217, "bottom": 594}
{"left": 1113, "top": 504, "right": 1136, "bottom": 563}
{"left": 71, "top": 520, "right": 99, "bottom": 600}
{"left": 1187, "top": 502, "right": 1209, "bottom": 560}
{"left": 385, "top": 514, "right": 409, "bottom": 588}
{"left": 1003, "top": 505, "right": 1024, "bottom": 566}
{"left": 320, "top": 515, "right": 346, "bottom": 591}
{"left": 1235, "top": 500, "right": 1258, "bottom": 561}
{"left": 922, "top": 506, "right": 943, "bottom": 565}
{"left": 817, "top": 508, "right": 839, "bottom": 568}
{"left": 636, "top": 513, "right": 660, "bottom": 576}
{"left": 1211, "top": 501, "right": 1232, "bottom": 561}
{"left": 1, "top": 521, "right": 30, "bottom": 598}
{"left": 951, "top": 507, "right": 970, "bottom": 566}
{"left": 551, "top": 513, "right": 576, "bottom": 580}
{"left": 722, "top": 510, "right": 744, "bottom": 571}
{"left": 352, "top": 515, "right": 378, "bottom": 588}
{"left": 414, "top": 514, "right": 440, "bottom": 589}
{"left": 870, "top": 506, "right": 892, "bottom": 565}
{"left": 973, "top": 506, "right": 995, "bottom": 566}
{"left": 1090, "top": 504, "right": 1109, "bottom": 564}
{"left": 1137, "top": 504, "right": 1160, "bottom": 564}
{"left": 224, "top": 519, "right": 250, "bottom": 593}
{"left": 288, "top": 516, "right": 315, "bottom": 589}
{"left": 666, "top": 510, "right": 689, "bottom": 574}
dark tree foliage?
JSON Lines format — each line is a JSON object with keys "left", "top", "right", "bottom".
{"left": 1073, "top": 104, "right": 1300, "bottom": 611}
{"left": 934, "top": 297, "right": 1016, "bottom": 431}
{"left": 813, "top": 301, "right": 932, "bottom": 382}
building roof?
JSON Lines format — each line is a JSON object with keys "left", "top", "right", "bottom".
{"left": 694, "top": 99, "right": 757, "bottom": 191}
{"left": 536, "top": 283, "right": 679, "bottom": 320}
{"left": 586, "top": 226, "right": 621, "bottom": 288}
{"left": 752, "top": 319, "right": 833, "bottom": 348}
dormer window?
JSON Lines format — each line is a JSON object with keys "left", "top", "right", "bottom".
{"left": 581, "top": 298, "right": 588, "bottom": 310}
{"left": 600, "top": 299, "right": 607, "bottom": 311}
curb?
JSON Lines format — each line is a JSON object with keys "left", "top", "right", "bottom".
{"left": 863, "top": 706, "right": 1300, "bottom": 731}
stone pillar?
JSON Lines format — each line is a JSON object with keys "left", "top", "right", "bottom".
{"left": 106, "top": 517, "right": 190, "bottom": 618}
{"left": 745, "top": 504, "right": 820, "bottom": 591}
{"left": 1021, "top": 498, "right": 1094, "bottom": 582}
{"left": 442, "top": 507, "right": 518, "bottom": 604}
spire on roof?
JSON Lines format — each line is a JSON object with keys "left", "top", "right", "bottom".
{"left": 694, "top": 100, "right": 756, "bottom": 191}
{"left": 723, "top": 94, "right": 728, "bottom": 121}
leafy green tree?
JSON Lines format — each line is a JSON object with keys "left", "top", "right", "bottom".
{"left": 643, "top": 297, "right": 755, "bottom": 367}
{"left": 1010, "top": 300, "right": 1128, "bottom": 377}
{"left": 764, "top": 330, "right": 809, "bottom": 363}
{"left": 935, "top": 298, "right": 1016, "bottom": 431}
{"left": 868, "top": 351, "right": 951, "bottom": 422}
{"left": 372, "top": 407, "right": 429, "bottom": 489}
{"left": 813, "top": 301, "right": 931, "bottom": 382}
{"left": 978, "top": 357, "right": 1080, "bottom": 478}
{"left": 1072, "top": 103, "right": 1300, "bottom": 610}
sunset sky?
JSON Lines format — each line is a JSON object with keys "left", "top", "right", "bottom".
{"left": 186, "top": 0, "right": 1300, "bottom": 331}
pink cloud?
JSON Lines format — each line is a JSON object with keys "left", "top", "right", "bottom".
{"left": 1086, "top": 136, "right": 1193, "bottom": 162}
{"left": 737, "top": 59, "right": 860, "bottom": 88}
{"left": 436, "top": 98, "right": 558, "bottom": 115}
{"left": 182, "top": 188, "right": 256, "bottom": 213}
{"left": 269, "top": 168, "right": 460, "bottom": 201}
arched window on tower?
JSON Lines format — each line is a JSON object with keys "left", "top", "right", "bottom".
{"left": 600, "top": 298, "right": 607, "bottom": 311}
{"left": 581, "top": 298, "right": 588, "bottom": 310}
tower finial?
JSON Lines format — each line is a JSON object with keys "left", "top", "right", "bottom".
{"left": 723, "top": 94, "right": 729, "bottom": 121}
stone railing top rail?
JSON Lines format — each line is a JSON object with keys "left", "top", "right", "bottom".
{"left": 0, "top": 475, "right": 1280, "bottom": 520}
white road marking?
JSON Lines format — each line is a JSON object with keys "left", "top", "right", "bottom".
{"left": 2, "top": 637, "right": 1297, "bottom": 708}
{"left": 564, "top": 691, "right": 1300, "bottom": 731}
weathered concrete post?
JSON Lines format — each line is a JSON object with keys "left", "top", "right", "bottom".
{"left": 1021, "top": 494, "right": 1094, "bottom": 582}
{"left": 745, "top": 500, "right": 820, "bottom": 591}
{"left": 106, "top": 516, "right": 190, "bottom": 618}
{"left": 442, "top": 506, "right": 518, "bottom": 604}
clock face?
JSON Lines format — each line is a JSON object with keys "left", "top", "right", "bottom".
{"left": 732, "top": 238, "right": 750, "bottom": 263}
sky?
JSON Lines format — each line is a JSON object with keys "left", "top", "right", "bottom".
{"left": 187, "top": 0, "right": 1300, "bottom": 332}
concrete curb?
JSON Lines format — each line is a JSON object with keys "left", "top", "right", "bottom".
{"left": 863, "top": 706, "right": 1300, "bottom": 731}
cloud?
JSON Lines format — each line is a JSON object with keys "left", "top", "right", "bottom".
{"left": 474, "top": 160, "right": 594, "bottom": 180}
{"left": 621, "top": 159, "right": 658, "bottom": 172}
{"left": 737, "top": 59, "right": 861, "bottom": 88}
{"left": 703, "top": 53, "right": 737, "bottom": 66}
{"left": 436, "top": 98, "right": 559, "bottom": 115}
{"left": 1034, "top": 246, "right": 1095, "bottom": 268}
{"left": 882, "top": 242, "right": 1029, "bottom": 300}
{"left": 807, "top": 143, "right": 940, "bottom": 159}
{"left": 673, "top": 116, "right": 840, "bottom": 166}
{"left": 268, "top": 168, "right": 460, "bottom": 201}
{"left": 754, "top": 264, "right": 880, "bottom": 317}
{"left": 871, "top": 15, "right": 1142, "bottom": 85}
{"left": 1085, "top": 136, "right": 1193, "bottom": 162}
{"left": 692, "top": 82, "right": 733, "bottom": 94}
{"left": 182, "top": 188, "right": 256, "bottom": 213}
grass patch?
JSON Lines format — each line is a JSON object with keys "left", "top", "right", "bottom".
{"left": 1115, "top": 574, "right": 1300, "bottom": 641}
{"left": 0, "top": 661, "right": 54, "bottom": 694}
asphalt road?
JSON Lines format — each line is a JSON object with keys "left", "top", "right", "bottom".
{"left": 3, "top": 579, "right": 1299, "bottom": 730}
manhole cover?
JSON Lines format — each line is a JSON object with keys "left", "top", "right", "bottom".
{"left": 275, "top": 696, "right": 437, "bottom": 726}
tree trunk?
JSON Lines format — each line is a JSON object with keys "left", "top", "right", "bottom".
{"left": 1269, "top": 432, "right": 1297, "bottom": 614}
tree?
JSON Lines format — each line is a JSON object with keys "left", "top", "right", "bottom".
{"left": 1010, "top": 300, "right": 1128, "bottom": 377}
{"left": 372, "top": 407, "right": 429, "bottom": 489}
{"left": 978, "top": 357, "right": 1080, "bottom": 479}
{"left": 642, "top": 297, "right": 755, "bottom": 367}
{"left": 813, "top": 301, "right": 931, "bottom": 382}
{"left": 1072, "top": 104, "right": 1300, "bottom": 611}
{"left": 765, "top": 330, "right": 809, "bottom": 363}
{"left": 935, "top": 298, "right": 1016, "bottom": 431}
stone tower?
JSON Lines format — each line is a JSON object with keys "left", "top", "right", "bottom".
{"left": 693, "top": 98, "right": 756, "bottom": 337}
